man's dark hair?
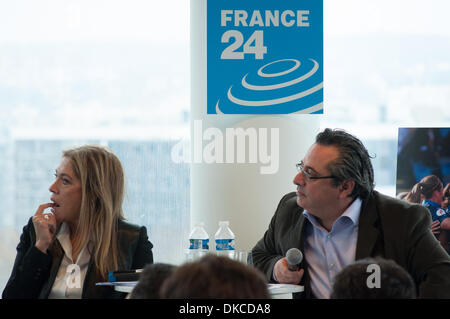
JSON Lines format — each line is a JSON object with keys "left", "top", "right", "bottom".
{"left": 160, "top": 254, "right": 270, "bottom": 299}
{"left": 129, "top": 263, "right": 176, "bottom": 299}
{"left": 316, "top": 128, "right": 375, "bottom": 199}
{"left": 330, "top": 257, "right": 417, "bottom": 299}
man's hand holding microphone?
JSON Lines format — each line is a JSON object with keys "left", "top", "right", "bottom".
{"left": 273, "top": 248, "right": 304, "bottom": 284}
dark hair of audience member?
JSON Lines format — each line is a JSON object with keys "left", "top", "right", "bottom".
{"left": 330, "top": 257, "right": 416, "bottom": 299}
{"left": 160, "top": 255, "right": 270, "bottom": 299}
{"left": 128, "top": 263, "right": 176, "bottom": 299}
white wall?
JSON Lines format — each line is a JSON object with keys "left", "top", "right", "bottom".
{"left": 190, "top": 0, "right": 319, "bottom": 250}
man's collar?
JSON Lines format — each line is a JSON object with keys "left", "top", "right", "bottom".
{"left": 302, "top": 197, "right": 362, "bottom": 230}
{"left": 342, "top": 197, "right": 363, "bottom": 225}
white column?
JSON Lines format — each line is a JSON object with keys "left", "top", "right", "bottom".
{"left": 190, "top": 0, "right": 319, "bottom": 251}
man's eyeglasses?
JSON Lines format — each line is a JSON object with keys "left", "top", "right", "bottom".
{"left": 295, "top": 161, "right": 336, "bottom": 182}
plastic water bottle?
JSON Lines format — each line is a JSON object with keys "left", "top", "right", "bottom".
{"left": 189, "top": 222, "right": 209, "bottom": 250}
{"left": 214, "top": 221, "right": 235, "bottom": 251}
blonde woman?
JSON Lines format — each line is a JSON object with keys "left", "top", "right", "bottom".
{"left": 3, "top": 145, "right": 153, "bottom": 299}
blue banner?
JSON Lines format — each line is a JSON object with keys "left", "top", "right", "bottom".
{"left": 207, "top": 0, "right": 323, "bottom": 114}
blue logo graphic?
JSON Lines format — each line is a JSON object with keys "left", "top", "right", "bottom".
{"left": 207, "top": 0, "right": 323, "bottom": 114}
{"left": 216, "top": 58, "right": 323, "bottom": 114}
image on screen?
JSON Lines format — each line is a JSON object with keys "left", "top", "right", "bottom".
{"left": 396, "top": 128, "right": 450, "bottom": 195}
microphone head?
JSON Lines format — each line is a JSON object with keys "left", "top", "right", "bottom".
{"left": 286, "top": 248, "right": 303, "bottom": 266}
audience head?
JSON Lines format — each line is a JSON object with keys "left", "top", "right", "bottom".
{"left": 128, "top": 263, "right": 176, "bottom": 299}
{"left": 330, "top": 257, "right": 416, "bottom": 299}
{"left": 443, "top": 184, "right": 450, "bottom": 210}
{"left": 314, "top": 128, "right": 375, "bottom": 200}
{"left": 160, "top": 254, "right": 270, "bottom": 299}
{"left": 417, "top": 175, "right": 444, "bottom": 205}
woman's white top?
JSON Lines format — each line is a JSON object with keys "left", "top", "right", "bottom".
{"left": 48, "top": 223, "right": 92, "bottom": 299}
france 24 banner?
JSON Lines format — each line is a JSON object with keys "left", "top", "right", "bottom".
{"left": 207, "top": 0, "right": 323, "bottom": 115}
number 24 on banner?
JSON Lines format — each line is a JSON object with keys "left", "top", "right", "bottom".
{"left": 221, "top": 30, "right": 267, "bottom": 60}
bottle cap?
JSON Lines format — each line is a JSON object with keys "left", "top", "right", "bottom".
{"left": 219, "top": 221, "right": 229, "bottom": 226}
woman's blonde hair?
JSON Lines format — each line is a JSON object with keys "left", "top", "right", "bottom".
{"left": 63, "top": 145, "right": 125, "bottom": 280}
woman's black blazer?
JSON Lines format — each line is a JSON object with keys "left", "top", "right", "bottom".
{"left": 2, "top": 218, "right": 154, "bottom": 299}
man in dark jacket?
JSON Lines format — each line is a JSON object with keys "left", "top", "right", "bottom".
{"left": 252, "top": 128, "right": 450, "bottom": 299}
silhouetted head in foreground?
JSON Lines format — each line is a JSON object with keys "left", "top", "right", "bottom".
{"left": 160, "top": 254, "right": 270, "bottom": 299}
{"left": 331, "top": 257, "right": 416, "bottom": 299}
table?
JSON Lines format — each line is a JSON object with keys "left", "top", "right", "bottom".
{"left": 96, "top": 282, "right": 304, "bottom": 299}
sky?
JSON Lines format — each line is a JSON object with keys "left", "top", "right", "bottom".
{"left": 1, "top": 0, "right": 450, "bottom": 45}
{"left": 326, "top": 0, "right": 450, "bottom": 36}
{"left": 0, "top": 0, "right": 190, "bottom": 44}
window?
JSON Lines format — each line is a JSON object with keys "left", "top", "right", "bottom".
{"left": 0, "top": 1, "right": 190, "bottom": 290}
{"left": 321, "top": 0, "right": 450, "bottom": 196}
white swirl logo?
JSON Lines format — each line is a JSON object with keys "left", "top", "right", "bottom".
{"left": 216, "top": 58, "right": 323, "bottom": 114}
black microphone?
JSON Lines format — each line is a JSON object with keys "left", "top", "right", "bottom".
{"left": 286, "top": 248, "right": 303, "bottom": 271}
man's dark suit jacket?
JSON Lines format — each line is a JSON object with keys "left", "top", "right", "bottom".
{"left": 252, "top": 191, "right": 450, "bottom": 298}
{"left": 2, "top": 218, "right": 153, "bottom": 299}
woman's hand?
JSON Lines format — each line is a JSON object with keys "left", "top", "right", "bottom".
{"left": 32, "top": 203, "right": 58, "bottom": 254}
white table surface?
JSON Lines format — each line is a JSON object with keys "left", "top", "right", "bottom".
{"left": 97, "top": 281, "right": 304, "bottom": 299}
